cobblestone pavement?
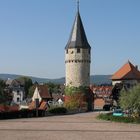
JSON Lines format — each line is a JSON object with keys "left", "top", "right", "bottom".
{"left": 0, "top": 112, "right": 140, "bottom": 140}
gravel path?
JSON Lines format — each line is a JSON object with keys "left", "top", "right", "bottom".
{"left": 0, "top": 112, "right": 140, "bottom": 140}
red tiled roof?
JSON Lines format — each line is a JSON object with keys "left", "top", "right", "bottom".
{"left": 52, "top": 94, "right": 65, "bottom": 102}
{"left": 39, "top": 101, "right": 47, "bottom": 110}
{"left": 38, "top": 85, "right": 52, "bottom": 99}
{"left": 0, "top": 105, "right": 19, "bottom": 112}
{"left": 28, "top": 101, "right": 36, "bottom": 110}
{"left": 111, "top": 61, "right": 140, "bottom": 80}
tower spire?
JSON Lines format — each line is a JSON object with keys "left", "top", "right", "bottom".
{"left": 65, "top": 0, "right": 90, "bottom": 49}
{"left": 77, "top": 0, "right": 80, "bottom": 12}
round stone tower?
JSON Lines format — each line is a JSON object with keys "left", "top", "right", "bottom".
{"left": 65, "top": 5, "right": 91, "bottom": 87}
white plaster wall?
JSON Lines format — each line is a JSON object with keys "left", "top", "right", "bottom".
{"left": 112, "top": 80, "right": 138, "bottom": 86}
{"left": 13, "top": 90, "right": 24, "bottom": 104}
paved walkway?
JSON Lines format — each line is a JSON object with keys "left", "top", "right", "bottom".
{"left": 0, "top": 112, "right": 140, "bottom": 140}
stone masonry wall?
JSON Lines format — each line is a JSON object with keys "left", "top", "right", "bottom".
{"left": 65, "top": 48, "right": 91, "bottom": 87}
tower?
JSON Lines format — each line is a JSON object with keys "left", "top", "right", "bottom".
{"left": 65, "top": 1, "right": 91, "bottom": 87}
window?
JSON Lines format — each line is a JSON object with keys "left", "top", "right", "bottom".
{"left": 77, "top": 48, "right": 80, "bottom": 53}
{"left": 66, "top": 49, "right": 68, "bottom": 54}
{"left": 17, "top": 97, "right": 20, "bottom": 102}
{"left": 88, "top": 49, "right": 90, "bottom": 54}
{"left": 17, "top": 90, "right": 20, "bottom": 95}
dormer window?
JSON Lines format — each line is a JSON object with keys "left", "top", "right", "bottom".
{"left": 77, "top": 48, "right": 80, "bottom": 53}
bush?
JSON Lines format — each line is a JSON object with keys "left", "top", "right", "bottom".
{"left": 48, "top": 107, "right": 68, "bottom": 114}
{"left": 97, "top": 113, "right": 140, "bottom": 123}
{"left": 119, "top": 84, "right": 140, "bottom": 117}
{"left": 65, "top": 86, "right": 86, "bottom": 96}
{"left": 103, "top": 104, "right": 111, "bottom": 111}
{"left": 0, "top": 109, "right": 45, "bottom": 120}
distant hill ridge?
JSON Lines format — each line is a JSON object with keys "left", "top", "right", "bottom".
{"left": 0, "top": 74, "right": 112, "bottom": 85}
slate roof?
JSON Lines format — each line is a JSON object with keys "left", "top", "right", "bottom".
{"left": 65, "top": 11, "right": 91, "bottom": 49}
{"left": 111, "top": 61, "right": 140, "bottom": 80}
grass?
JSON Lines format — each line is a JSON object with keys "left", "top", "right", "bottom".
{"left": 97, "top": 113, "right": 140, "bottom": 124}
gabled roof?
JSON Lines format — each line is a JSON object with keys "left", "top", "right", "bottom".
{"left": 65, "top": 11, "right": 91, "bottom": 49}
{"left": 111, "top": 61, "right": 140, "bottom": 80}
{"left": 32, "top": 85, "right": 52, "bottom": 102}
{"left": 38, "top": 85, "right": 52, "bottom": 99}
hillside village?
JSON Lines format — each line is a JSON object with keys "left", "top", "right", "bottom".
{"left": 0, "top": 1, "right": 140, "bottom": 119}
{"left": 0, "top": 60, "right": 140, "bottom": 116}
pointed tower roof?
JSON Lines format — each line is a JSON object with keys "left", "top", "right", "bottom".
{"left": 65, "top": 3, "right": 90, "bottom": 49}
{"left": 111, "top": 61, "right": 140, "bottom": 80}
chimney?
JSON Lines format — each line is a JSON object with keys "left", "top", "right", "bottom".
{"left": 135, "top": 65, "right": 138, "bottom": 70}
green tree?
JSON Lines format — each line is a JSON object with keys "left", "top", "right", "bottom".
{"left": 119, "top": 84, "right": 140, "bottom": 117}
{"left": 65, "top": 86, "right": 87, "bottom": 96}
{"left": 28, "top": 85, "right": 36, "bottom": 98}
{"left": 16, "top": 76, "right": 33, "bottom": 97}
{"left": 45, "top": 82, "right": 60, "bottom": 94}
{"left": 0, "top": 79, "right": 7, "bottom": 104}
{"left": 0, "top": 79, "right": 6, "bottom": 89}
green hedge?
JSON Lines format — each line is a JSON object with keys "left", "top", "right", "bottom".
{"left": 0, "top": 109, "right": 45, "bottom": 120}
{"left": 97, "top": 113, "right": 140, "bottom": 123}
{"left": 48, "top": 107, "right": 68, "bottom": 114}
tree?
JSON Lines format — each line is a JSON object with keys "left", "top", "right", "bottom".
{"left": 45, "top": 82, "right": 60, "bottom": 94}
{"left": 28, "top": 85, "right": 36, "bottom": 98}
{"left": 119, "top": 84, "right": 140, "bottom": 117}
{"left": 0, "top": 79, "right": 6, "bottom": 89}
{"left": 0, "top": 79, "right": 7, "bottom": 104}
{"left": 16, "top": 76, "right": 33, "bottom": 97}
{"left": 111, "top": 83, "right": 123, "bottom": 106}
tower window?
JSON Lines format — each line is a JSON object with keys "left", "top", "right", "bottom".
{"left": 66, "top": 49, "right": 68, "bottom": 54}
{"left": 88, "top": 49, "right": 90, "bottom": 54}
{"left": 77, "top": 48, "right": 80, "bottom": 53}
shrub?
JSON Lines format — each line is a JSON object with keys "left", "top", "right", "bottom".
{"left": 119, "top": 84, "right": 140, "bottom": 117}
{"left": 48, "top": 107, "right": 68, "bottom": 114}
{"left": 0, "top": 109, "right": 45, "bottom": 120}
{"left": 65, "top": 86, "right": 87, "bottom": 96}
{"left": 97, "top": 113, "right": 140, "bottom": 123}
{"left": 64, "top": 94, "right": 84, "bottom": 110}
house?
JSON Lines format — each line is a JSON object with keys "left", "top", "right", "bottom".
{"left": 5, "top": 79, "right": 25, "bottom": 105}
{"left": 29, "top": 85, "right": 52, "bottom": 110}
{"left": 32, "top": 85, "right": 52, "bottom": 102}
{"left": 52, "top": 94, "right": 65, "bottom": 106}
{"left": 91, "top": 86, "right": 112, "bottom": 98}
{"left": 111, "top": 61, "right": 140, "bottom": 87}
{"left": 90, "top": 85, "right": 113, "bottom": 109}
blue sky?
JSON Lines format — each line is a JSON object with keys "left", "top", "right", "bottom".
{"left": 0, "top": 0, "right": 140, "bottom": 78}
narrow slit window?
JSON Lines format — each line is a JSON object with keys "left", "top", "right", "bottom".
{"left": 77, "top": 48, "right": 80, "bottom": 53}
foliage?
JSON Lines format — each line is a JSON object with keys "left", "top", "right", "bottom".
{"left": 0, "top": 79, "right": 6, "bottom": 88}
{"left": 0, "top": 79, "right": 7, "bottom": 105}
{"left": 0, "top": 109, "right": 45, "bottom": 120}
{"left": 45, "top": 82, "right": 61, "bottom": 94}
{"left": 97, "top": 113, "right": 140, "bottom": 123}
{"left": 119, "top": 84, "right": 140, "bottom": 117}
{"left": 28, "top": 86, "right": 36, "bottom": 98}
{"left": 64, "top": 94, "right": 84, "bottom": 110}
{"left": 111, "top": 83, "right": 123, "bottom": 105}
{"left": 48, "top": 107, "right": 67, "bottom": 114}
{"left": 16, "top": 76, "right": 33, "bottom": 97}
{"left": 65, "top": 86, "right": 88, "bottom": 96}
